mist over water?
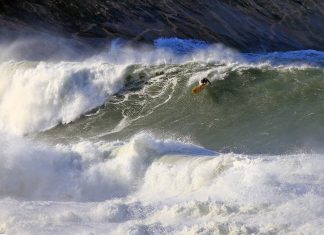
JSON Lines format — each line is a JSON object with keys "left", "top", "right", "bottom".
{"left": 0, "top": 36, "right": 324, "bottom": 234}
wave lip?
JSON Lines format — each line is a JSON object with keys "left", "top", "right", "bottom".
{"left": 0, "top": 60, "right": 126, "bottom": 135}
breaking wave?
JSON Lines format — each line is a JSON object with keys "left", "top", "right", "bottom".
{"left": 1, "top": 38, "right": 324, "bottom": 234}
{"left": 0, "top": 39, "right": 323, "bottom": 138}
{"left": 0, "top": 133, "right": 323, "bottom": 234}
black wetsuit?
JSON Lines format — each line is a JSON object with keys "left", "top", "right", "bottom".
{"left": 200, "top": 78, "right": 211, "bottom": 85}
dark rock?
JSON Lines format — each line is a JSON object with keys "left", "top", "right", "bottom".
{"left": 0, "top": 0, "right": 323, "bottom": 52}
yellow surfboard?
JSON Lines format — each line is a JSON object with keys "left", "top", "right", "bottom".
{"left": 192, "top": 84, "right": 207, "bottom": 94}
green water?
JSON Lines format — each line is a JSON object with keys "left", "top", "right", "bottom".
{"left": 40, "top": 63, "right": 324, "bottom": 154}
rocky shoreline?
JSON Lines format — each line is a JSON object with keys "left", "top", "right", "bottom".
{"left": 0, "top": 0, "right": 323, "bottom": 51}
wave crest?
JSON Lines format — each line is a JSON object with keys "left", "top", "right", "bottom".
{"left": 0, "top": 60, "right": 126, "bottom": 134}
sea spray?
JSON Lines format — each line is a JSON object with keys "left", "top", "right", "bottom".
{"left": 1, "top": 38, "right": 323, "bottom": 137}
{"left": 0, "top": 61, "right": 126, "bottom": 134}
{"left": 0, "top": 132, "right": 324, "bottom": 234}
{"left": 0, "top": 37, "right": 324, "bottom": 234}
{"left": 0, "top": 132, "right": 214, "bottom": 201}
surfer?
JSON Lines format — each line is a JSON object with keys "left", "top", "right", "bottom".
{"left": 192, "top": 77, "right": 211, "bottom": 94}
{"left": 199, "top": 78, "right": 211, "bottom": 86}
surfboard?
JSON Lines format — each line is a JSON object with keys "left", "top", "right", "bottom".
{"left": 192, "top": 84, "right": 206, "bottom": 94}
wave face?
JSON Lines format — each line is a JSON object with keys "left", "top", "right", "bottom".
{"left": 0, "top": 38, "right": 324, "bottom": 234}
{"left": 100, "top": 64, "right": 324, "bottom": 154}
{"left": 29, "top": 44, "right": 323, "bottom": 154}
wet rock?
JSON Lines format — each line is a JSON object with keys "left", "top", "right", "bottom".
{"left": 0, "top": 0, "right": 323, "bottom": 51}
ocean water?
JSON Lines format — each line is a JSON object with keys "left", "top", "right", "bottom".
{"left": 0, "top": 38, "right": 324, "bottom": 234}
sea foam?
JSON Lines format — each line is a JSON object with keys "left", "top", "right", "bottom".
{"left": 0, "top": 61, "right": 126, "bottom": 134}
{"left": 0, "top": 133, "right": 323, "bottom": 234}
{"left": 0, "top": 132, "right": 214, "bottom": 201}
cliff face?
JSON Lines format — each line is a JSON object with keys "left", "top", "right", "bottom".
{"left": 0, "top": 0, "right": 323, "bottom": 51}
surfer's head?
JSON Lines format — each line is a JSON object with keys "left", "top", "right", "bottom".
{"left": 200, "top": 78, "right": 211, "bottom": 85}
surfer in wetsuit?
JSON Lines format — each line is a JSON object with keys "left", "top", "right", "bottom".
{"left": 199, "top": 78, "right": 211, "bottom": 86}
{"left": 192, "top": 77, "right": 211, "bottom": 94}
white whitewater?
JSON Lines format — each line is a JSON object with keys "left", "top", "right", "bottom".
{"left": 0, "top": 133, "right": 323, "bottom": 234}
{"left": 0, "top": 38, "right": 324, "bottom": 234}
{"left": 0, "top": 60, "right": 126, "bottom": 134}
{"left": 0, "top": 40, "right": 239, "bottom": 135}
